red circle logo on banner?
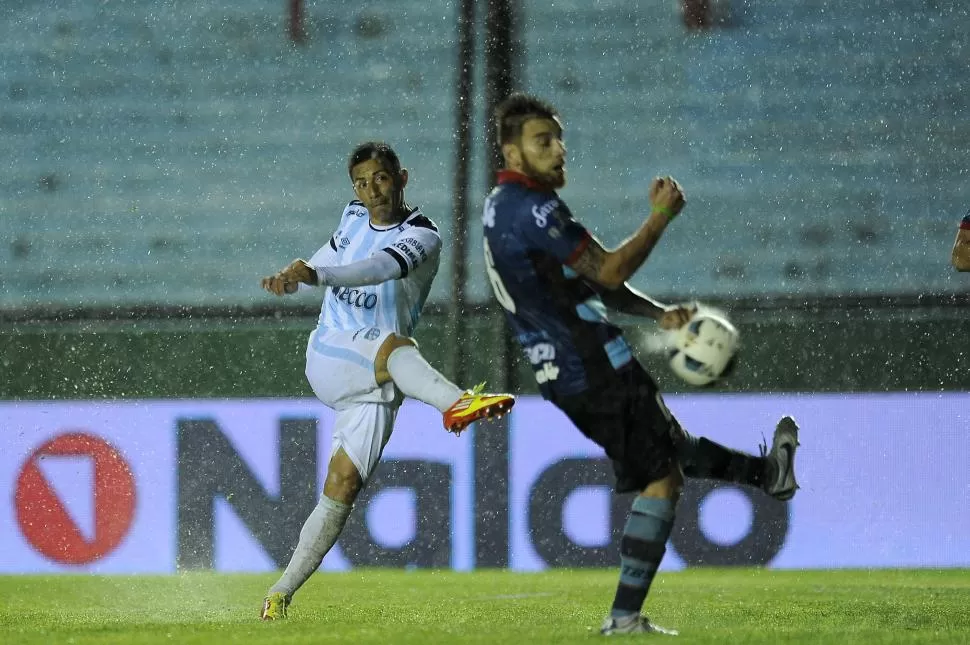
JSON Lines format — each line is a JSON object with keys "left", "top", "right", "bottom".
{"left": 15, "top": 432, "right": 137, "bottom": 565}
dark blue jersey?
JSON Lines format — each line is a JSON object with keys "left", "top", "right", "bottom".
{"left": 482, "top": 171, "right": 634, "bottom": 399}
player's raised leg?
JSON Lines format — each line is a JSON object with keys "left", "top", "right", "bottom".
{"left": 377, "top": 334, "right": 514, "bottom": 434}
{"left": 676, "top": 415, "right": 800, "bottom": 501}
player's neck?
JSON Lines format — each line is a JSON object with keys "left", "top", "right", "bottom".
{"left": 370, "top": 208, "right": 407, "bottom": 228}
{"left": 498, "top": 168, "right": 555, "bottom": 192}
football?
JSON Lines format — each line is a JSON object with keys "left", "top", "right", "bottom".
{"left": 668, "top": 312, "right": 740, "bottom": 386}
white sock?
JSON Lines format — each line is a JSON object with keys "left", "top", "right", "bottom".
{"left": 386, "top": 345, "right": 464, "bottom": 412}
{"left": 268, "top": 495, "right": 352, "bottom": 598}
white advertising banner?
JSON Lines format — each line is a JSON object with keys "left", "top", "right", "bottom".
{"left": 1, "top": 393, "right": 967, "bottom": 573}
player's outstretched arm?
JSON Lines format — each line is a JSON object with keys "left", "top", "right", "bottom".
{"left": 568, "top": 176, "right": 685, "bottom": 289}
{"left": 313, "top": 252, "right": 403, "bottom": 287}
{"left": 597, "top": 283, "right": 665, "bottom": 318}
{"left": 260, "top": 259, "right": 317, "bottom": 296}
{"left": 598, "top": 284, "right": 696, "bottom": 329}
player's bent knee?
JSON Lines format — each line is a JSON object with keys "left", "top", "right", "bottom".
{"left": 375, "top": 334, "right": 418, "bottom": 384}
{"left": 324, "top": 449, "right": 364, "bottom": 504}
{"left": 380, "top": 333, "right": 417, "bottom": 355}
{"left": 324, "top": 469, "right": 362, "bottom": 504}
{"left": 641, "top": 464, "right": 684, "bottom": 501}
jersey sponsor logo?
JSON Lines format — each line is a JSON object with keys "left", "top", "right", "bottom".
{"left": 531, "top": 199, "right": 559, "bottom": 228}
{"left": 334, "top": 287, "right": 378, "bottom": 310}
{"left": 349, "top": 207, "right": 367, "bottom": 218}
{"left": 483, "top": 203, "right": 497, "bottom": 228}
{"left": 527, "top": 346, "right": 561, "bottom": 384}
{"left": 535, "top": 362, "right": 560, "bottom": 384}
{"left": 394, "top": 241, "right": 420, "bottom": 264}
{"left": 364, "top": 327, "right": 382, "bottom": 340}
{"left": 400, "top": 237, "right": 428, "bottom": 261}
{"left": 340, "top": 237, "right": 351, "bottom": 248}
{"left": 524, "top": 343, "right": 556, "bottom": 364}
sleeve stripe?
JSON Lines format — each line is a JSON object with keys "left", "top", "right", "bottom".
{"left": 565, "top": 233, "right": 592, "bottom": 266}
{"left": 407, "top": 213, "right": 439, "bottom": 232}
{"left": 329, "top": 237, "right": 338, "bottom": 251}
{"left": 383, "top": 247, "right": 409, "bottom": 277}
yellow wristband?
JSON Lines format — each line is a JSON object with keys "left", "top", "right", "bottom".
{"left": 652, "top": 206, "right": 676, "bottom": 221}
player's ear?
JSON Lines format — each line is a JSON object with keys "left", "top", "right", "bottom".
{"left": 398, "top": 168, "right": 409, "bottom": 189}
{"left": 501, "top": 142, "right": 520, "bottom": 168}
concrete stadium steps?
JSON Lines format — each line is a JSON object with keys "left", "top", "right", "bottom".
{"left": 2, "top": 0, "right": 967, "bottom": 309}
{"left": 519, "top": 0, "right": 968, "bottom": 300}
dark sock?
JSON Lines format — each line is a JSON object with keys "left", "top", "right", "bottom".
{"left": 610, "top": 496, "right": 675, "bottom": 618}
{"left": 677, "top": 431, "right": 769, "bottom": 488}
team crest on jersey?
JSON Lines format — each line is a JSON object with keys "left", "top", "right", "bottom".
{"left": 340, "top": 237, "right": 351, "bottom": 248}
{"left": 364, "top": 327, "right": 381, "bottom": 340}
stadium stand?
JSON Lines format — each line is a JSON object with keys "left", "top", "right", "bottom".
{"left": 1, "top": 0, "right": 967, "bottom": 310}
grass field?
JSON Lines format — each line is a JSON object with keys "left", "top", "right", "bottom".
{"left": 1, "top": 569, "right": 968, "bottom": 644}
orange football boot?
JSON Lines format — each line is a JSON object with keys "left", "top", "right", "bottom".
{"left": 442, "top": 383, "right": 515, "bottom": 434}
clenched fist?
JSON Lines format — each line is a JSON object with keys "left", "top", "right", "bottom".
{"left": 648, "top": 176, "right": 686, "bottom": 222}
{"left": 260, "top": 259, "right": 317, "bottom": 296}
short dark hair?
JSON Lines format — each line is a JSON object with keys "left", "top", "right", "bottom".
{"left": 348, "top": 141, "right": 402, "bottom": 177}
{"left": 494, "top": 93, "right": 560, "bottom": 145}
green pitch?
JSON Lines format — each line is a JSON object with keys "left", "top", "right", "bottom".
{"left": 1, "top": 569, "right": 968, "bottom": 644}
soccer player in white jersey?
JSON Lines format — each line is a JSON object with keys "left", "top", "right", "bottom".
{"left": 258, "top": 142, "right": 514, "bottom": 620}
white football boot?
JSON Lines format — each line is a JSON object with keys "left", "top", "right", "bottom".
{"left": 762, "top": 415, "right": 800, "bottom": 501}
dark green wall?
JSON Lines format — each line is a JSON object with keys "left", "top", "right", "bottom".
{"left": 2, "top": 304, "right": 966, "bottom": 399}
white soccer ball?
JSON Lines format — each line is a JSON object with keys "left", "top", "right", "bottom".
{"left": 668, "top": 312, "right": 740, "bottom": 386}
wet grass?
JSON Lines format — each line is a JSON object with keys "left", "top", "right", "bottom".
{"left": 1, "top": 568, "right": 968, "bottom": 644}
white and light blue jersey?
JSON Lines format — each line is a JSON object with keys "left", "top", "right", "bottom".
{"left": 307, "top": 201, "right": 440, "bottom": 336}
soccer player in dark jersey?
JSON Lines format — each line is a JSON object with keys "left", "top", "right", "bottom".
{"left": 482, "top": 93, "right": 800, "bottom": 636}
{"left": 952, "top": 212, "right": 970, "bottom": 271}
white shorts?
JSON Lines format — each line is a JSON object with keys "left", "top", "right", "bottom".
{"left": 305, "top": 326, "right": 403, "bottom": 481}
{"left": 305, "top": 326, "right": 401, "bottom": 408}
{"left": 328, "top": 401, "right": 398, "bottom": 483}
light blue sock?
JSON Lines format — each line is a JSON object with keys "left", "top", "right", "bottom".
{"left": 610, "top": 496, "right": 675, "bottom": 618}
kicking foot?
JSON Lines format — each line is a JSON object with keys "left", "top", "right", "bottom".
{"left": 442, "top": 383, "right": 515, "bottom": 435}
{"left": 600, "top": 613, "right": 678, "bottom": 636}
{"left": 260, "top": 592, "right": 289, "bottom": 620}
{"left": 762, "top": 415, "right": 800, "bottom": 501}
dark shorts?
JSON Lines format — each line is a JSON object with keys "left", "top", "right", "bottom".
{"left": 553, "top": 362, "right": 682, "bottom": 494}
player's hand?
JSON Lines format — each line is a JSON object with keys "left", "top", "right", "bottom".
{"left": 260, "top": 274, "right": 299, "bottom": 296}
{"left": 648, "top": 176, "right": 686, "bottom": 222}
{"left": 260, "top": 259, "right": 316, "bottom": 296}
{"left": 658, "top": 302, "right": 697, "bottom": 330}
